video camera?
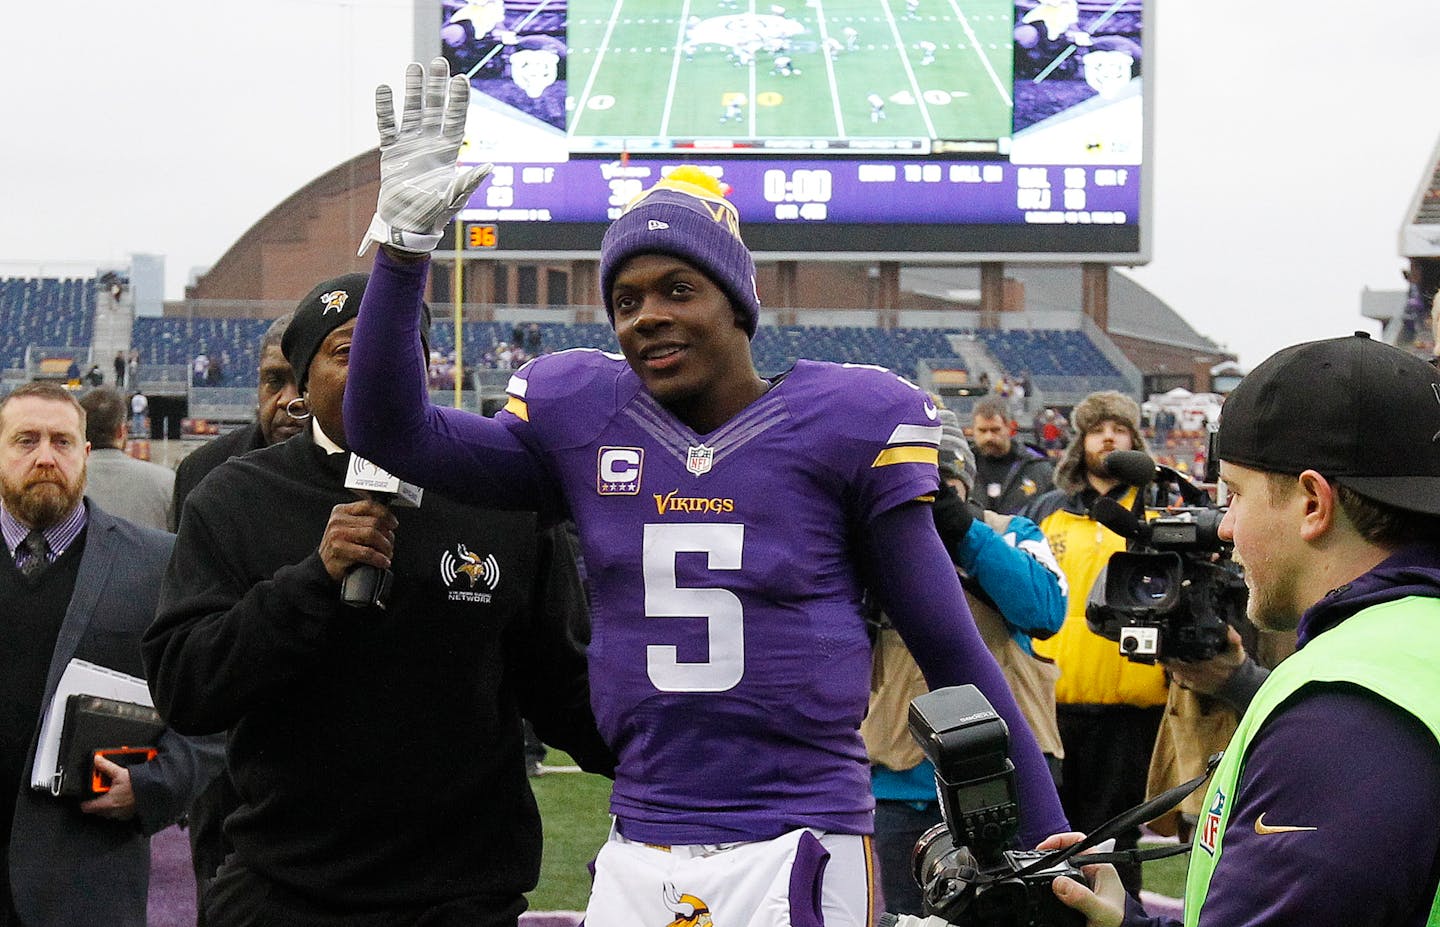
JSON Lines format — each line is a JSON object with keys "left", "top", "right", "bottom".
{"left": 903, "top": 685, "right": 1087, "bottom": 927}
{"left": 1084, "top": 448, "right": 1248, "bottom": 663}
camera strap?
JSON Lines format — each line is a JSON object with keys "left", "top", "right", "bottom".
{"left": 1011, "top": 751, "right": 1222, "bottom": 877}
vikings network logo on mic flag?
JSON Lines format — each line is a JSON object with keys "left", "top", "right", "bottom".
{"left": 344, "top": 456, "right": 423, "bottom": 507}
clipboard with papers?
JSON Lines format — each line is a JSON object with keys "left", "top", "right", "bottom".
{"left": 31, "top": 658, "right": 162, "bottom": 797}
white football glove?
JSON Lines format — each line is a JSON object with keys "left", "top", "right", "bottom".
{"left": 358, "top": 57, "right": 493, "bottom": 256}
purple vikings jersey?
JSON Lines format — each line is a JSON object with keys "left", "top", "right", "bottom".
{"left": 500, "top": 351, "right": 941, "bottom": 844}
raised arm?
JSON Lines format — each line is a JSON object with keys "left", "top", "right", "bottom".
{"left": 342, "top": 59, "right": 549, "bottom": 508}
{"left": 346, "top": 251, "right": 550, "bottom": 508}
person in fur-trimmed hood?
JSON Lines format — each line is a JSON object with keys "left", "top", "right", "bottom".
{"left": 1021, "top": 389, "right": 1164, "bottom": 895}
{"left": 1050, "top": 390, "right": 1149, "bottom": 494}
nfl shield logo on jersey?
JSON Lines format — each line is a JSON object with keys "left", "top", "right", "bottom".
{"left": 1199, "top": 787, "right": 1226, "bottom": 856}
{"left": 685, "top": 444, "right": 714, "bottom": 476}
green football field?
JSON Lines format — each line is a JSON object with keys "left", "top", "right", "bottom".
{"left": 566, "top": 0, "right": 1015, "bottom": 146}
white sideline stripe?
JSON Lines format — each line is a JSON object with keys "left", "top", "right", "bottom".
{"left": 947, "top": 0, "right": 1012, "bottom": 107}
{"left": 812, "top": 0, "right": 847, "bottom": 135}
{"left": 569, "top": 1, "right": 626, "bottom": 138}
{"left": 659, "top": 0, "right": 695, "bottom": 137}
{"left": 877, "top": 0, "right": 937, "bottom": 138}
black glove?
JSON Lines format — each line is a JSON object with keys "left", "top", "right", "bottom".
{"left": 932, "top": 481, "right": 985, "bottom": 551}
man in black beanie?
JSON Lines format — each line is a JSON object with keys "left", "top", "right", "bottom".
{"left": 143, "top": 272, "right": 612, "bottom": 927}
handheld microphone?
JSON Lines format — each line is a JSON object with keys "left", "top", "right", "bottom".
{"left": 341, "top": 455, "right": 423, "bottom": 609}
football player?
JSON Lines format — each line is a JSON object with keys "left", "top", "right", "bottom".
{"left": 344, "top": 59, "right": 1068, "bottom": 927}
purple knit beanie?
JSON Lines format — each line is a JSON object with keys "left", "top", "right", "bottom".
{"left": 599, "top": 166, "right": 761, "bottom": 338}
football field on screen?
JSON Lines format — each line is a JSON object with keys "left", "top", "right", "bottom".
{"left": 567, "top": 0, "right": 1015, "bottom": 146}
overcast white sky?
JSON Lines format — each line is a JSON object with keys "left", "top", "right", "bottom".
{"left": 1, "top": 1, "right": 1436, "bottom": 369}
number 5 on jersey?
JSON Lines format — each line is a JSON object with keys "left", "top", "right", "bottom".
{"left": 642, "top": 523, "right": 745, "bottom": 693}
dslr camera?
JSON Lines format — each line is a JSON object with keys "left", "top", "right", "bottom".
{"left": 1084, "top": 449, "right": 1248, "bottom": 663}
{"left": 905, "top": 685, "right": 1086, "bottom": 927}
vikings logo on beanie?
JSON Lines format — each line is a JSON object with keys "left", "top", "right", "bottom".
{"left": 284, "top": 273, "right": 368, "bottom": 393}
{"left": 599, "top": 166, "right": 761, "bottom": 338}
{"left": 283, "top": 272, "right": 432, "bottom": 392}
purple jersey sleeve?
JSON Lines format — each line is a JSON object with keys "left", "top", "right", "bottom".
{"left": 345, "top": 251, "right": 555, "bottom": 511}
{"left": 1120, "top": 893, "right": 1178, "bottom": 927}
{"left": 862, "top": 502, "right": 1070, "bottom": 847}
{"left": 1196, "top": 685, "right": 1440, "bottom": 926}
{"left": 814, "top": 363, "right": 943, "bottom": 520}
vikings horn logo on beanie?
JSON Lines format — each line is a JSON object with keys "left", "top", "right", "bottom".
{"left": 598, "top": 166, "right": 761, "bottom": 338}
{"left": 283, "top": 273, "right": 432, "bottom": 392}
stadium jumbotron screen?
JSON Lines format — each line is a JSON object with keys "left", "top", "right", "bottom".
{"left": 441, "top": 0, "right": 1149, "bottom": 261}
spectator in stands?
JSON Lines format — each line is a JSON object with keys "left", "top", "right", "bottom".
{"left": 1048, "top": 334, "right": 1440, "bottom": 927}
{"left": 129, "top": 391, "right": 148, "bottom": 438}
{"left": 204, "top": 352, "right": 225, "bottom": 387}
{"left": 340, "top": 62, "right": 1065, "bottom": 927}
{"left": 972, "top": 398, "right": 1054, "bottom": 514}
{"left": 113, "top": 351, "right": 126, "bottom": 389}
{"left": 126, "top": 350, "right": 139, "bottom": 390}
{"left": 1022, "top": 390, "right": 1163, "bottom": 895}
{"left": 64, "top": 360, "right": 80, "bottom": 388}
{"left": 145, "top": 272, "right": 612, "bottom": 926}
{"left": 0, "top": 382, "right": 221, "bottom": 927}
{"left": 78, "top": 388, "right": 174, "bottom": 532}
{"left": 167, "top": 314, "right": 302, "bottom": 912}
{"left": 864, "top": 406, "right": 1067, "bottom": 914}
{"left": 84, "top": 365, "right": 103, "bottom": 388}
{"left": 191, "top": 353, "right": 208, "bottom": 387}
{"left": 524, "top": 322, "right": 542, "bottom": 356}
{"left": 1037, "top": 408, "right": 1067, "bottom": 455}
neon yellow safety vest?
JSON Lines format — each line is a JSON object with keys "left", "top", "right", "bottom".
{"left": 1182, "top": 596, "right": 1440, "bottom": 926}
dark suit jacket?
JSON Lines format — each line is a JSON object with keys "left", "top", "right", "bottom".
{"left": 9, "top": 503, "right": 223, "bottom": 927}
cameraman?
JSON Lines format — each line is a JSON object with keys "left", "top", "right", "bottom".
{"left": 1045, "top": 333, "right": 1440, "bottom": 927}
{"left": 863, "top": 408, "right": 1068, "bottom": 914}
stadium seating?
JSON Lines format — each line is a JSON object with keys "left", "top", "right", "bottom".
{"left": 0, "top": 276, "right": 96, "bottom": 371}
{"left": 127, "top": 318, "right": 1125, "bottom": 381}
{"left": 116, "top": 307, "right": 1123, "bottom": 398}
{"left": 131, "top": 317, "right": 271, "bottom": 387}
{"left": 973, "top": 328, "right": 1120, "bottom": 379}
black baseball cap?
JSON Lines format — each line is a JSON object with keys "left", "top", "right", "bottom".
{"left": 1215, "top": 331, "right": 1440, "bottom": 516}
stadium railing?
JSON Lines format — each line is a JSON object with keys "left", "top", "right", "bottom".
{"left": 135, "top": 364, "right": 190, "bottom": 398}
{"left": 187, "top": 387, "right": 257, "bottom": 423}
